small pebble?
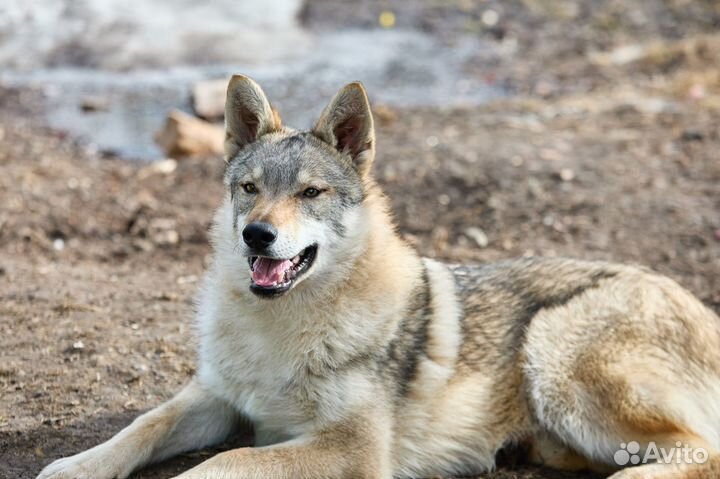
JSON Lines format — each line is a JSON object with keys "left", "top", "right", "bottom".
{"left": 559, "top": 168, "right": 575, "bottom": 181}
{"left": 79, "top": 96, "right": 109, "bottom": 112}
{"left": 153, "top": 158, "right": 177, "bottom": 174}
{"left": 465, "top": 227, "right": 489, "bottom": 248}
{"left": 177, "top": 275, "right": 198, "bottom": 285}
{"left": 481, "top": 9, "right": 499, "bottom": 26}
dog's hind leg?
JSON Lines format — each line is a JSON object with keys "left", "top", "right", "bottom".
{"left": 526, "top": 337, "right": 720, "bottom": 478}
{"left": 528, "top": 357, "right": 720, "bottom": 479}
{"left": 522, "top": 272, "right": 720, "bottom": 478}
{"left": 37, "top": 379, "right": 242, "bottom": 479}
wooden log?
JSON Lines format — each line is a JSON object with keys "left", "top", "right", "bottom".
{"left": 154, "top": 110, "right": 224, "bottom": 158}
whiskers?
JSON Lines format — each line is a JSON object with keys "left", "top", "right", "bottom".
{"left": 232, "top": 241, "right": 244, "bottom": 256}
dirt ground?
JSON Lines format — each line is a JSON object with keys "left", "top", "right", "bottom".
{"left": 2, "top": 1, "right": 720, "bottom": 478}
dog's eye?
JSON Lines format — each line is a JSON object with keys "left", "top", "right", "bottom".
{"left": 242, "top": 183, "right": 257, "bottom": 194}
{"left": 303, "top": 187, "right": 321, "bottom": 198}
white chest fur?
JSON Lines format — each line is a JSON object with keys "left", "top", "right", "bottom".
{"left": 194, "top": 274, "right": 383, "bottom": 445}
{"left": 196, "top": 299, "right": 313, "bottom": 443}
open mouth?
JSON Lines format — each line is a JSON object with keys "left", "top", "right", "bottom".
{"left": 247, "top": 244, "right": 318, "bottom": 297}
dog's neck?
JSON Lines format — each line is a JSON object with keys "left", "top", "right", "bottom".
{"left": 221, "top": 185, "right": 424, "bottom": 369}
{"left": 342, "top": 184, "right": 424, "bottom": 303}
{"left": 296, "top": 186, "right": 426, "bottom": 372}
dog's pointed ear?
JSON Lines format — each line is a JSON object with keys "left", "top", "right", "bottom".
{"left": 313, "top": 82, "right": 375, "bottom": 177}
{"left": 225, "top": 75, "right": 282, "bottom": 160}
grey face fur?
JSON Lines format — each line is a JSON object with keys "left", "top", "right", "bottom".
{"left": 222, "top": 76, "right": 376, "bottom": 295}
{"left": 225, "top": 131, "right": 365, "bottom": 237}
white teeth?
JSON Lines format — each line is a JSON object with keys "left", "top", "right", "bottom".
{"left": 292, "top": 255, "right": 301, "bottom": 265}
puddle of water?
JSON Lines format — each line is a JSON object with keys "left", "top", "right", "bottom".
{"left": 0, "top": 1, "right": 510, "bottom": 159}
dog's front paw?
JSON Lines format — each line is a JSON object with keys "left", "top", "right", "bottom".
{"left": 36, "top": 445, "right": 130, "bottom": 479}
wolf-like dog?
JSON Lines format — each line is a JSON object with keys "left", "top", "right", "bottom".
{"left": 38, "top": 76, "right": 720, "bottom": 479}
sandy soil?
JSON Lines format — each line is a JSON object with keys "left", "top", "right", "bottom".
{"left": 2, "top": 1, "right": 720, "bottom": 478}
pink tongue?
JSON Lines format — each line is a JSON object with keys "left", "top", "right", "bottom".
{"left": 252, "top": 257, "right": 293, "bottom": 287}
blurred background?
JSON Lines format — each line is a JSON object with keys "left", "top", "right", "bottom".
{"left": 1, "top": 1, "right": 719, "bottom": 478}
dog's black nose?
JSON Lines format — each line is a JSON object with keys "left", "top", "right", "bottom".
{"left": 242, "top": 222, "right": 278, "bottom": 249}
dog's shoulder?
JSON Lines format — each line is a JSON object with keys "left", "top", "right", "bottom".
{"left": 444, "top": 258, "right": 622, "bottom": 368}
{"left": 450, "top": 257, "right": 625, "bottom": 309}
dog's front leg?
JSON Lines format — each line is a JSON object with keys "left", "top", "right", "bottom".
{"left": 173, "top": 413, "right": 392, "bottom": 479}
{"left": 37, "top": 379, "right": 242, "bottom": 479}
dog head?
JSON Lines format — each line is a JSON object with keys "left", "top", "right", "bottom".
{"left": 222, "top": 75, "right": 375, "bottom": 298}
